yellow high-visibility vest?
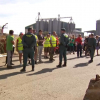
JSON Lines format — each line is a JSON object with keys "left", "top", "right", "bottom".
{"left": 35, "top": 35, "right": 38, "bottom": 46}
{"left": 44, "top": 38, "right": 50, "bottom": 47}
{"left": 50, "top": 35, "right": 56, "bottom": 47}
{"left": 17, "top": 37, "right": 23, "bottom": 51}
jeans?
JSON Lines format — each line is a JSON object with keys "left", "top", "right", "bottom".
{"left": 7, "top": 50, "right": 13, "bottom": 66}
{"left": 59, "top": 46, "right": 67, "bottom": 63}
{"left": 69, "top": 46, "right": 74, "bottom": 53}
{"left": 23, "top": 48, "right": 34, "bottom": 69}
{"left": 38, "top": 46, "right": 43, "bottom": 61}
{"left": 77, "top": 44, "right": 82, "bottom": 57}
{"left": 49, "top": 47, "right": 55, "bottom": 60}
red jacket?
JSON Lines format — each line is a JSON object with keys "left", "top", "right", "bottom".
{"left": 56, "top": 37, "right": 59, "bottom": 45}
{"left": 75, "top": 37, "right": 82, "bottom": 45}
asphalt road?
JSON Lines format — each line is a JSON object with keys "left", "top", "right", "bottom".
{"left": 0, "top": 53, "right": 100, "bottom": 100}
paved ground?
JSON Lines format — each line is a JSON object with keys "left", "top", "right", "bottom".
{"left": 0, "top": 53, "right": 100, "bottom": 100}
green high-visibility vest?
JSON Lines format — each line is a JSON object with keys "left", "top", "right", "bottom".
{"left": 17, "top": 37, "right": 23, "bottom": 51}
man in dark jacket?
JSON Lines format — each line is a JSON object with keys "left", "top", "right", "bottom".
{"left": 57, "top": 28, "right": 69, "bottom": 68}
{"left": 88, "top": 34, "right": 96, "bottom": 63}
{"left": 20, "top": 28, "right": 36, "bottom": 72}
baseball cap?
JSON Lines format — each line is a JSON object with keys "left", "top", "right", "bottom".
{"left": 61, "top": 28, "right": 66, "bottom": 31}
{"left": 19, "top": 32, "right": 24, "bottom": 35}
{"left": 49, "top": 32, "right": 51, "bottom": 34}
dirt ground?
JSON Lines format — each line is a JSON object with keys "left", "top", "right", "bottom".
{"left": 0, "top": 53, "right": 100, "bottom": 100}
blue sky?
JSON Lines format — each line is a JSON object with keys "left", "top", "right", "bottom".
{"left": 0, "top": 0, "right": 100, "bottom": 34}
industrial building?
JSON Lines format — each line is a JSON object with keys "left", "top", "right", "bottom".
{"left": 25, "top": 13, "right": 76, "bottom": 36}
{"left": 25, "top": 20, "right": 75, "bottom": 36}
{"left": 96, "top": 20, "right": 100, "bottom": 35}
{"left": 25, "top": 13, "right": 84, "bottom": 37}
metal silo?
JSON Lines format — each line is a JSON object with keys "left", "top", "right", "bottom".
{"left": 53, "top": 19, "right": 58, "bottom": 33}
{"left": 63, "top": 22, "right": 67, "bottom": 31}
{"left": 48, "top": 19, "right": 53, "bottom": 33}
{"left": 96, "top": 20, "right": 100, "bottom": 35}
{"left": 44, "top": 20, "right": 48, "bottom": 31}
{"left": 40, "top": 20, "right": 44, "bottom": 31}
{"left": 69, "top": 23, "right": 73, "bottom": 33}
{"left": 66, "top": 22, "right": 69, "bottom": 33}
{"left": 61, "top": 21, "right": 63, "bottom": 28}
{"left": 58, "top": 20, "right": 61, "bottom": 36}
{"left": 36, "top": 21, "right": 40, "bottom": 34}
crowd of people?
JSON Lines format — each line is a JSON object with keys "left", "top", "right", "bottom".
{"left": 5, "top": 28, "right": 98, "bottom": 72}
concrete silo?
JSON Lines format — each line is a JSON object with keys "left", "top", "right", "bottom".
{"left": 53, "top": 19, "right": 58, "bottom": 33}
{"left": 96, "top": 20, "right": 100, "bottom": 35}
{"left": 40, "top": 20, "right": 44, "bottom": 31}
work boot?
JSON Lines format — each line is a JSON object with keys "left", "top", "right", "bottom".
{"left": 46, "top": 56, "right": 49, "bottom": 59}
{"left": 62, "top": 62, "right": 67, "bottom": 67}
{"left": 32, "top": 66, "right": 34, "bottom": 71}
{"left": 28, "top": 60, "right": 31, "bottom": 64}
{"left": 7, "top": 65, "right": 13, "bottom": 69}
{"left": 35, "top": 61, "right": 37, "bottom": 64}
{"left": 11, "top": 63, "right": 14, "bottom": 65}
{"left": 57, "top": 62, "right": 62, "bottom": 68}
{"left": 20, "top": 68, "right": 26, "bottom": 72}
{"left": 88, "top": 59, "right": 93, "bottom": 63}
{"left": 49, "top": 59, "right": 55, "bottom": 62}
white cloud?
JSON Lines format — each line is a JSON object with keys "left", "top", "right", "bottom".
{"left": 0, "top": 0, "right": 100, "bottom": 34}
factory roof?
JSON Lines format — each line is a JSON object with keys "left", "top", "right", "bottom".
{"left": 25, "top": 23, "right": 35, "bottom": 28}
{"left": 73, "top": 30, "right": 84, "bottom": 34}
{"left": 84, "top": 30, "right": 96, "bottom": 34}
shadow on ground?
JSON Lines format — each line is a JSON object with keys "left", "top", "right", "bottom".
{"left": 67, "top": 57, "right": 78, "bottom": 60}
{"left": 12, "top": 59, "right": 22, "bottom": 62}
{"left": 67, "top": 56, "right": 86, "bottom": 60}
{"left": 27, "top": 68, "right": 57, "bottom": 76}
{"left": 43, "top": 61, "right": 54, "bottom": 63}
{"left": 0, "top": 71, "right": 23, "bottom": 79}
{"left": 0, "top": 65, "right": 22, "bottom": 71}
{"left": 96, "top": 63, "right": 100, "bottom": 66}
{"left": 74, "top": 62, "right": 88, "bottom": 68}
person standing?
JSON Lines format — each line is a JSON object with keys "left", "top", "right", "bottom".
{"left": 5, "top": 34, "right": 14, "bottom": 65}
{"left": 88, "top": 34, "right": 96, "bottom": 63}
{"left": 96, "top": 35, "right": 99, "bottom": 56}
{"left": 54, "top": 33, "right": 59, "bottom": 54}
{"left": 20, "top": 28, "right": 36, "bottom": 72}
{"left": 69, "top": 36, "right": 74, "bottom": 54}
{"left": 49, "top": 31, "right": 57, "bottom": 61}
{"left": 16, "top": 32, "right": 24, "bottom": 66}
{"left": 37, "top": 30, "right": 44, "bottom": 63}
{"left": 32, "top": 29, "right": 38, "bottom": 64}
{"left": 44, "top": 34, "right": 50, "bottom": 58}
{"left": 57, "top": 28, "right": 69, "bottom": 68}
{"left": 6, "top": 30, "right": 15, "bottom": 69}
{"left": 75, "top": 34, "right": 82, "bottom": 58}
{"left": 72, "top": 35, "right": 75, "bottom": 54}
